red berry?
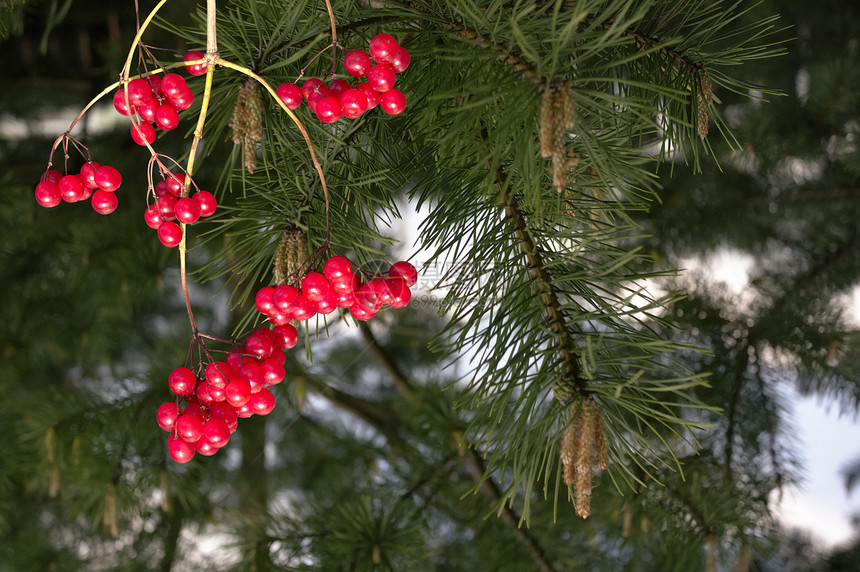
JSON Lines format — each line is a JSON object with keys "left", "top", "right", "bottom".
{"left": 272, "top": 324, "right": 298, "bottom": 349}
{"left": 91, "top": 190, "right": 118, "bottom": 215}
{"left": 195, "top": 381, "right": 216, "bottom": 407}
{"left": 176, "top": 413, "right": 204, "bottom": 443}
{"left": 202, "top": 418, "right": 230, "bottom": 447}
{"left": 225, "top": 379, "right": 251, "bottom": 407}
{"left": 41, "top": 170, "right": 62, "bottom": 184}
{"left": 95, "top": 165, "right": 122, "bottom": 192}
{"left": 169, "top": 88, "right": 194, "bottom": 111}
{"left": 156, "top": 402, "right": 179, "bottom": 432}
{"left": 157, "top": 221, "right": 183, "bottom": 248}
{"left": 127, "top": 78, "right": 155, "bottom": 106}
{"left": 389, "top": 260, "right": 417, "bottom": 286}
{"left": 369, "top": 33, "right": 399, "bottom": 64}
{"left": 255, "top": 285, "right": 277, "bottom": 316}
{"left": 368, "top": 64, "right": 396, "bottom": 92}
{"left": 260, "top": 357, "right": 286, "bottom": 386}
{"left": 144, "top": 204, "right": 163, "bottom": 229}
{"left": 380, "top": 88, "right": 407, "bottom": 115}
{"left": 331, "top": 272, "right": 360, "bottom": 295}
{"left": 328, "top": 79, "right": 352, "bottom": 96}
{"left": 155, "top": 103, "right": 180, "bottom": 131}
{"left": 324, "top": 256, "right": 353, "bottom": 282}
{"left": 245, "top": 330, "right": 276, "bottom": 360}
{"left": 137, "top": 98, "right": 159, "bottom": 122}
{"left": 302, "top": 78, "right": 324, "bottom": 100}
{"left": 168, "top": 435, "right": 195, "bottom": 463}
{"left": 273, "top": 284, "right": 300, "bottom": 314}
{"left": 336, "top": 289, "right": 356, "bottom": 308}
{"left": 205, "top": 361, "right": 233, "bottom": 389}
{"left": 174, "top": 197, "right": 201, "bottom": 224}
{"left": 79, "top": 161, "right": 101, "bottom": 189}
{"left": 148, "top": 74, "right": 163, "bottom": 97}
{"left": 161, "top": 73, "right": 188, "bottom": 98}
{"left": 113, "top": 90, "right": 134, "bottom": 116}
{"left": 276, "top": 82, "right": 303, "bottom": 110}
{"left": 184, "top": 50, "right": 207, "bottom": 76}
{"left": 157, "top": 195, "right": 177, "bottom": 220}
{"left": 290, "top": 293, "right": 316, "bottom": 321}
{"left": 130, "top": 121, "right": 156, "bottom": 146}
{"left": 210, "top": 403, "right": 239, "bottom": 433}
{"left": 59, "top": 174, "right": 86, "bottom": 202}
{"left": 390, "top": 46, "right": 411, "bottom": 73}
{"left": 339, "top": 88, "right": 368, "bottom": 119}
{"left": 206, "top": 383, "right": 227, "bottom": 402}
{"left": 315, "top": 290, "right": 339, "bottom": 314}
{"left": 195, "top": 439, "right": 220, "bottom": 456}
{"left": 164, "top": 172, "right": 186, "bottom": 197}
{"left": 344, "top": 49, "right": 372, "bottom": 77}
{"left": 301, "top": 272, "right": 330, "bottom": 301}
{"left": 387, "top": 278, "right": 412, "bottom": 309}
{"left": 354, "top": 280, "right": 383, "bottom": 311}
{"left": 350, "top": 302, "right": 376, "bottom": 321}
{"left": 247, "top": 389, "right": 275, "bottom": 416}
{"left": 315, "top": 95, "right": 342, "bottom": 123}
{"left": 357, "top": 83, "right": 379, "bottom": 110}
{"left": 193, "top": 190, "right": 217, "bottom": 216}
{"left": 168, "top": 366, "right": 196, "bottom": 395}
{"left": 35, "top": 181, "right": 61, "bottom": 208}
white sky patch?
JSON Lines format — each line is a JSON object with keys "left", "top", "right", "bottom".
{"left": 679, "top": 246, "right": 757, "bottom": 295}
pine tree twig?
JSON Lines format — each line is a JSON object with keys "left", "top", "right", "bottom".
{"left": 358, "top": 322, "right": 414, "bottom": 397}
{"left": 495, "top": 169, "right": 587, "bottom": 403}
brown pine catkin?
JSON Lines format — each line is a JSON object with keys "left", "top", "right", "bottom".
{"left": 274, "top": 228, "right": 307, "bottom": 285}
{"left": 696, "top": 68, "right": 712, "bottom": 139}
{"left": 539, "top": 81, "right": 578, "bottom": 191}
{"left": 561, "top": 396, "right": 609, "bottom": 518}
{"left": 230, "top": 78, "right": 264, "bottom": 173}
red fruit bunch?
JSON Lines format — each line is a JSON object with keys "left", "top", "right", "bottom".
{"left": 113, "top": 51, "right": 204, "bottom": 146}
{"left": 254, "top": 256, "right": 417, "bottom": 324}
{"left": 157, "top": 325, "right": 292, "bottom": 463}
{"left": 275, "top": 33, "right": 409, "bottom": 123}
{"left": 35, "top": 161, "right": 123, "bottom": 215}
{"left": 143, "top": 171, "right": 218, "bottom": 248}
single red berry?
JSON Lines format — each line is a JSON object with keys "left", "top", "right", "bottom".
{"left": 112, "top": 90, "right": 134, "bottom": 116}
{"left": 367, "top": 64, "right": 396, "bottom": 93}
{"left": 195, "top": 439, "right": 220, "bottom": 456}
{"left": 161, "top": 73, "right": 188, "bottom": 98}
{"left": 369, "top": 33, "right": 399, "bottom": 64}
{"left": 164, "top": 172, "right": 186, "bottom": 197}
{"left": 157, "top": 195, "right": 177, "bottom": 220}
{"left": 148, "top": 74, "right": 163, "bottom": 96}
{"left": 176, "top": 413, "right": 204, "bottom": 443}
{"left": 155, "top": 103, "right": 180, "bottom": 131}
{"left": 183, "top": 402, "right": 204, "bottom": 418}
{"left": 41, "top": 170, "right": 62, "bottom": 184}
{"left": 276, "top": 82, "right": 303, "bottom": 110}
{"left": 79, "top": 161, "right": 101, "bottom": 189}
{"left": 344, "top": 49, "right": 372, "bottom": 77}
{"left": 247, "top": 389, "right": 276, "bottom": 416}
{"left": 156, "top": 402, "right": 179, "bottom": 432}
{"left": 144, "top": 204, "right": 163, "bottom": 229}
{"left": 91, "top": 190, "right": 118, "bottom": 215}
{"left": 169, "top": 88, "right": 194, "bottom": 111}
{"left": 354, "top": 280, "right": 383, "bottom": 312}
{"left": 130, "top": 121, "right": 156, "bottom": 146}
{"left": 301, "top": 271, "right": 330, "bottom": 301}
{"left": 35, "top": 181, "right": 61, "bottom": 208}
{"left": 195, "top": 380, "right": 216, "bottom": 407}
{"left": 245, "top": 330, "right": 276, "bottom": 360}
{"left": 273, "top": 284, "right": 300, "bottom": 314}
{"left": 210, "top": 401, "right": 239, "bottom": 432}
{"left": 184, "top": 50, "right": 207, "bottom": 76}
{"left": 168, "top": 366, "right": 196, "bottom": 395}
{"left": 315, "top": 290, "right": 339, "bottom": 314}
{"left": 202, "top": 417, "right": 230, "bottom": 447}
{"left": 193, "top": 190, "right": 217, "bottom": 216}
{"left": 168, "top": 435, "right": 195, "bottom": 463}
{"left": 316, "top": 97, "right": 343, "bottom": 123}
{"left": 95, "top": 165, "right": 122, "bottom": 192}
{"left": 225, "top": 378, "right": 251, "bottom": 407}
{"left": 350, "top": 302, "right": 376, "bottom": 321}
{"left": 387, "top": 278, "right": 412, "bottom": 309}
{"left": 205, "top": 361, "right": 233, "bottom": 389}
{"left": 390, "top": 46, "right": 411, "bottom": 73}
{"left": 389, "top": 260, "right": 418, "bottom": 286}
{"left": 235, "top": 402, "right": 255, "bottom": 418}
{"left": 324, "top": 256, "right": 353, "bottom": 282}
{"left": 206, "top": 383, "right": 227, "bottom": 402}
{"left": 380, "top": 88, "right": 407, "bottom": 115}
{"left": 290, "top": 293, "right": 317, "bottom": 321}
{"left": 59, "top": 174, "right": 86, "bottom": 202}
{"left": 328, "top": 78, "right": 352, "bottom": 96}
{"left": 339, "top": 88, "right": 368, "bottom": 119}
{"left": 260, "top": 357, "right": 286, "bottom": 386}
{"left": 255, "top": 285, "right": 277, "bottom": 316}
{"left": 174, "top": 197, "right": 201, "bottom": 224}
{"left": 272, "top": 324, "right": 298, "bottom": 350}
{"left": 336, "top": 289, "right": 356, "bottom": 308}
{"left": 239, "top": 361, "right": 266, "bottom": 393}
{"left": 306, "top": 90, "right": 328, "bottom": 114}
{"left": 302, "top": 78, "right": 324, "bottom": 100}
{"left": 127, "top": 78, "right": 155, "bottom": 106}
{"left": 137, "top": 98, "right": 159, "bottom": 122}
{"left": 157, "top": 221, "right": 183, "bottom": 248}
{"left": 330, "top": 272, "right": 361, "bottom": 295}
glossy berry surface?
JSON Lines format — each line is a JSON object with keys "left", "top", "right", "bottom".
{"left": 95, "top": 165, "right": 122, "bottom": 192}
{"left": 59, "top": 175, "right": 86, "bottom": 202}
{"left": 161, "top": 73, "right": 188, "bottom": 98}
{"left": 390, "top": 47, "right": 411, "bottom": 73}
{"left": 193, "top": 190, "right": 217, "bottom": 217}
{"left": 168, "top": 367, "right": 196, "bottom": 395}
{"left": 380, "top": 88, "right": 407, "bottom": 115}
{"left": 127, "top": 78, "right": 154, "bottom": 106}
{"left": 155, "top": 104, "right": 180, "bottom": 131}
{"left": 91, "top": 190, "right": 118, "bottom": 215}
{"left": 174, "top": 197, "right": 201, "bottom": 224}
{"left": 35, "top": 181, "right": 61, "bottom": 208}
{"left": 369, "top": 33, "right": 399, "bottom": 64}
{"left": 157, "top": 221, "right": 183, "bottom": 248}
{"left": 368, "top": 64, "right": 396, "bottom": 93}
{"left": 184, "top": 50, "right": 207, "bottom": 76}
{"left": 276, "top": 82, "right": 303, "bottom": 110}
{"left": 168, "top": 435, "right": 195, "bottom": 463}
{"left": 344, "top": 49, "right": 372, "bottom": 77}
{"left": 130, "top": 122, "right": 156, "bottom": 146}
{"left": 339, "top": 89, "right": 368, "bottom": 119}
{"left": 80, "top": 162, "right": 101, "bottom": 189}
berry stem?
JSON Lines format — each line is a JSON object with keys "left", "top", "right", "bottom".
{"left": 324, "top": 0, "right": 339, "bottom": 75}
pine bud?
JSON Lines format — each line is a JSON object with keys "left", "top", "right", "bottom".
{"left": 539, "top": 81, "right": 578, "bottom": 190}
{"left": 560, "top": 396, "right": 610, "bottom": 519}
{"left": 696, "top": 68, "right": 712, "bottom": 139}
{"left": 274, "top": 228, "right": 308, "bottom": 285}
{"left": 230, "top": 78, "right": 264, "bottom": 173}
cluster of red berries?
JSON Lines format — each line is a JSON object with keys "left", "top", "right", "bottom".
{"left": 254, "top": 256, "right": 417, "bottom": 323}
{"left": 142, "top": 171, "right": 217, "bottom": 247}
{"left": 276, "top": 34, "right": 410, "bottom": 123}
{"left": 34, "top": 162, "right": 123, "bottom": 214}
{"left": 156, "top": 324, "right": 295, "bottom": 463}
{"left": 113, "top": 51, "right": 205, "bottom": 145}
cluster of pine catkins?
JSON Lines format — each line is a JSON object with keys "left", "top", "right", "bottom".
{"left": 274, "top": 228, "right": 308, "bottom": 285}
{"left": 560, "top": 395, "right": 609, "bottom": 519}
{"left": 696, "top": 67, "right": 713, "bottom": 139}
{"left": 539, "top": 80, "right": 579, "bottom": 192}
{"left": 231, "top": 78, "right": 264, "bottom": 173}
